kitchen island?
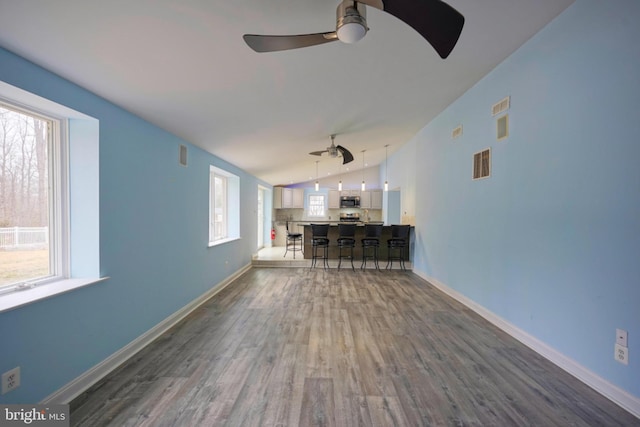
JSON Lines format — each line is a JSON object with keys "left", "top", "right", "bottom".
{"left": 301, "top": 223, "right": 413, "bottom": 261}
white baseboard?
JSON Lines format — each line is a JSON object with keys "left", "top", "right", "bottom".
{"left": 414, "top": 269, "right": 640, "bottom": 419}
{"left": 42, "top": 263, "right": 252, "bottom": 405}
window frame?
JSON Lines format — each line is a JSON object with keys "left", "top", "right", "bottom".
{"left": 307, "top": 194, "right": 327, "bottom": 218}
{"left": 0, "top": 82, "right": 103, "bottom": 314}
{"left": 208, "top": 165, "right": 240, "bottom": 247}
{"left": 210, "top": 171, "right": 228, "bottom": 242}
{"left": 472, "top": 148, "right": 491, "bottom": 180}
{"left": 0, "top": 101, "right": 69, "bottom": 294}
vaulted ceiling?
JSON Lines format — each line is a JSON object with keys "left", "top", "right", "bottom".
{"left": 0, "top": 0, "right": 574, "bottom": 186}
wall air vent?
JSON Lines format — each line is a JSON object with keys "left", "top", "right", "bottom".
{"left": 179, "top": 144, "right": 188, "bottom": 167}
{"left": 496, "top": 114, "right": 509, "bottom": 141}
{"left": 492, "top": 96, "right": 510, "bottom": 116}
{"left": 473, "top": 148, "right": 491, "bottom": 180}
{"left": 452, "top": 124, "right": 463, "bottom": 139}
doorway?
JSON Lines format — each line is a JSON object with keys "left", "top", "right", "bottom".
{"left": 257, "top": 186, "right": 265, "bottom": 249}
{"left": 257, "top": 185, "right": 270, "bottom": 250}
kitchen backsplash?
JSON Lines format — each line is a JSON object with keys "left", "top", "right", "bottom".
{"left": 275, "top": 208, "right": 382, "bottom": 224}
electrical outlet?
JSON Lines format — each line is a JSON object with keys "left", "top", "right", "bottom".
{"left": 615, "top": 344, "right": 629, "bottom": 365}
{"left": 616, "top": 329, "right": 628, "bottom": 347}
{"left": 1, "top": 366, "right": 21, "bottom": 394}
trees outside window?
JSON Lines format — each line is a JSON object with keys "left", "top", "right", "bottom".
{"left": 0, "top": 103, "right": 54, "bottom": 288}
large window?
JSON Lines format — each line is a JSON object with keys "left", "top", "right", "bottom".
{"left": 0, "top": 102, "right": 64, "bottom": 293}
{"left": 210, "top": 172, "right": 227, "bottom": 241}
{"left": 0, "top": 82, "right": 99, "bottom": 313}
{"left": 209, "top": 165, "right": 240, "bottom": 245}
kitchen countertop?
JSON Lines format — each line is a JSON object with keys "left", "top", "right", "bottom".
{"left": 294, "top": 221, "right": 386, "bottom": 226}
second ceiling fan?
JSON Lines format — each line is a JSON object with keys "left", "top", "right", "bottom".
{"left": 243, "top": 0, "right": 464, "bottom": 59}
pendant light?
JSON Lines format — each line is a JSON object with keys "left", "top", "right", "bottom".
{"left": 338, "top": 160, "right": 343, "bottom": 191}
{"left": 384, "top": 144, "right": 389, "bottom": 192}
{"left": 361, "top": 150, "right": 366, "bottom": 192}
{"left": 315, "top": 161, "right": 320, "bottom": 191}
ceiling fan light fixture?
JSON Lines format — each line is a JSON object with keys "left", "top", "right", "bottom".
{"left": 337, "top": 22, "right": 366, "bottom": 44}
{"left": 336, "top": 2, "right": 367, "bottom": 44}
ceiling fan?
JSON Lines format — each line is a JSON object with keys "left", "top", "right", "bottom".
{"left": 243, "top": 0, "right": 464, "bottom": 59}
{"left": 310, "top": 135, "right": 354, "bottom": 164}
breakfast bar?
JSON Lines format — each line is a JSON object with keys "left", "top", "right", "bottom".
{"left": 301, "top": 223, "right": 413, "bottom": 261}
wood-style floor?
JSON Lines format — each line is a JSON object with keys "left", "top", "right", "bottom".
{"left": 70, "top": 268, "right": 639, "bottom": 426}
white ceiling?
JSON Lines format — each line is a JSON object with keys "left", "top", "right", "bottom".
{"left": 0, "top": 0, "right": 573, "bottom": 186}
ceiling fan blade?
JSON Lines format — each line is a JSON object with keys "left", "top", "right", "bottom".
{"left": 243, "top": 32, "right": 338, "bottom": 53}
{"left": 355, "top": 0, "right": 384, "bottom": 9}
{"left": 336, "top": 145, "right": 354, "bottom": 164}
{"left": 360, "top": 0, "right": 464, "bottom": 59}
{"left": 309, "top": 150, "right": 327, "bottom": 156}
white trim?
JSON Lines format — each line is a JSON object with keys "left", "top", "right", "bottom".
{"left": 0, "top": 277, "right": 107, "bottom": 314}
{"left": 413, "top": 269, "right": 640, "bottom": 419}
{"left": 207, "top": 236, "right": 242, "bottom": 248}
{"left": 41, "top": 263, "right": 252, "bottom": 404}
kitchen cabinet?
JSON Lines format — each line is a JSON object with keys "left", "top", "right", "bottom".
{"left": 370, "top": 190, "right": 383, "bottom": 209}
{"left": 358, "top": 190, "right": 382, "bottom": 209}
{"left": 282, "top": 188, "right": 293, "bottom": 208}
{"left": 292, "top": 188, "right": 304, "bottom": 208}
{"left": 328, "top": 190, "right": 340, "bottom": 209}
{"left": 341, "top": 189, "right": 361, "bottom": 197}
{"left": 274, "top": 187, "right": 304, "bottom": 209}
{"left": 273, "top": 187, "right": 288, "bottom": 209}
{"left": 274, "top": 187, "right": 283, "bottom": 209}
{"left": 360, "top": 190, "right": 371, "bottom": 209}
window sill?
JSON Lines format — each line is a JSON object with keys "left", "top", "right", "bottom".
{"left": 0, "top": 277, "right": 108, "bottom": 314}
{"left": 208, "top": 237, "right": 241, "bottom": 248}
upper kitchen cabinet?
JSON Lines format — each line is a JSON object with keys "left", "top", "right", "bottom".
{"left": 292, "top": 188, "right": 304, "bottom": 208}
{"left": 274, "top": 187, "right": 304, "bottom": 209}
{"left": 360, "top": 190, "right": 371, "bottom": 209}
{"left": 341, "top": 189, "right": 361, "bottom": 197}
{"left": 328, "top": 190, "right": 340, "bottom": 209}
{"left": 370, "top": 190, "right": 383, "bottom": 209}
{"left": 360, "top": 190, "right": 383, "bottom": 209}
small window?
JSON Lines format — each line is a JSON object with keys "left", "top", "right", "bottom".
{"left": 209, "top": 165, "right": 240, "bottom": 245}
{"left": 308, "top": 194, "right": 326, "bottom": 217}
{"left": 473, "top": 148, "right": 491, "bottom": 180}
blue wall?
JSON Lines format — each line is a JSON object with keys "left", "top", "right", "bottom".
{"left": 402, "top": 0, "right": 639, "bottom": 398}
{"left": 0, "top": 47, "right": 269, "bottom": 403}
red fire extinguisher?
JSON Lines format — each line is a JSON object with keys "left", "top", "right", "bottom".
{"left": 271, "top": 228, "right": 276, "bottom": 240}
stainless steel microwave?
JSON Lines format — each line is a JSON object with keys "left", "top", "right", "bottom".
{"left": 340, "top": 196, "right": 360, "bottom": 208}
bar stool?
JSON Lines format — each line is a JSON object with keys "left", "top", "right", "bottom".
{"left": 284, "top": 221, "right": 303, "bottom": 259}
{"left": 361, "top": 223, "right": 382, "bottom": 270}
{"left": 310, "top": 223, "right": 330, "bottom": 269}
{"left": 337, "top": 223, "right": 356, "bottom": 271}
{"left": 386, "top": 224, "right": 410, "bottom": 270}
